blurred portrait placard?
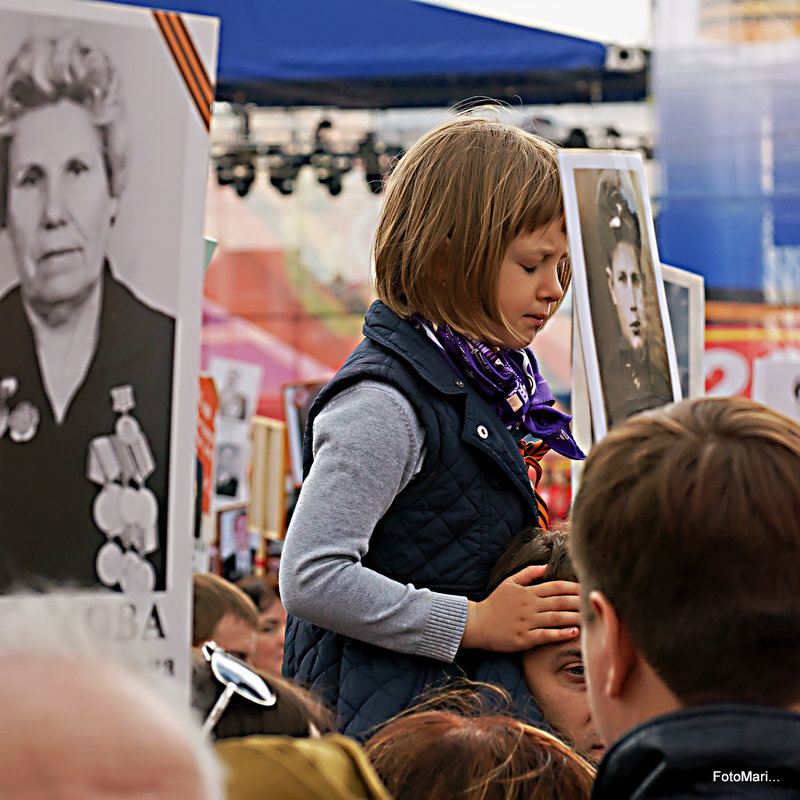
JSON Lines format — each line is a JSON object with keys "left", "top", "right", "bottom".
{"left": 752, "top": 349, "right": 800, "bottom": 423}
{"left": 283, "top": 379, "right": 329, "bottom": 487}
{"left": 560, "top": 151, "right": 681, "bottom": 440}
{"left": 0, "top": 0, "right": 218, "bottom": 685}
{"left": 661, "top": 264, "right": 705, "bottom": 399}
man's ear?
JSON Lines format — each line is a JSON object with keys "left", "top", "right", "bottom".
{"left": 605, "top": 266, "right": 617, "bottom": 305}
{"left": 588, "top": 589, "right": 637, "bottom": 699}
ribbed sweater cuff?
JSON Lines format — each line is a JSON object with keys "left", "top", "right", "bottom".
{"left": 415, "top": 593, "right": 469, "bottom": 663}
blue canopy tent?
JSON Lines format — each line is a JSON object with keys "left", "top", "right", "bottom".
{"left": 103, "top": 0, "right": 647, "bottom": 107}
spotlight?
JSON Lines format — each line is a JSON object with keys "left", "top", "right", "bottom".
{"left": 311, "top": 152, "right": 352, "bottom": 197}
{"left": 309, "top": 121, "right": 352, "bottom": 197}
{"left": 215, "top": 153, "right": 236, "bottom": 187}
{"left": 215, "top": 148, "right": 257, "bottom": 197}
{"left": 562, "top": 128, "right": 589, "bottom": 148}
{"left": 267, "top": 149, "right": 307, "bottom": 196}
{"left": 232, "top": 160, "right": 256, "bottom": 198}
{"left": 357, "top": 132, "right": 402, "bottom": 195}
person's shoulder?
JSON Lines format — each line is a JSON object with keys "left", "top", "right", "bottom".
{"left": 105, "top": 271, "right": 175, "bottom": 333}
{"left": 0, "top": 283, "right": 22, "bottom": 308}
{"left": 0, "top": 285, "right": 26, "bottom": 336}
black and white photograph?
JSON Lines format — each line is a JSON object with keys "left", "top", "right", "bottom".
{"left": 208, "top": 355, "right": 262, "bottom": 423}
{"left": 560, "top": 151, "right": 680, "bottom": 439}
{"left": 216, "top": 502, "right": 257, "bottom": 582}
{"left": 0, "top": 0, "right": 217, "bottom": 681}
{"left": 214, "top": 441, "right": 242, "bottom": 498}
{"left": 661, "top": 263, "right": 705, "bottom": 399}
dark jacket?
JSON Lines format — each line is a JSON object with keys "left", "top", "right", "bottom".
{"left": 283, "top": 301, "right": 542, "bottom": 739}
{"left": 593, "top": 704, "right": 800, "bottom": 799}
{"left": 0, "top": 266, "right": 174, "bottom": 590}
{"left": 605, "top": 345, "right": 673, "bottom": 429}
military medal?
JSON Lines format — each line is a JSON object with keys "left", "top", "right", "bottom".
{"left": 88, "top": 385, "right": 160, "bottom": 591}
{"left": 0, "top": 375, "right": 39, "bottom": 442}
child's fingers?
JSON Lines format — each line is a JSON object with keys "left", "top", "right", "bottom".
{"left": 526, "top": 626, "right": 580, "bottom": 649}
{"left": 530, "top": 610, "right": 581, "bottom": 630}
{"left": 532, "top": 594, "right": 581, "bottom": 613}
{"left": 533, "top": 580, "right": 580, "bottom": 597}
{"left": 507, "top": 564, "right": 548, "bottom": 586}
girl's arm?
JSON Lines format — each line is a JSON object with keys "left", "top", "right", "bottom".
{"left": 280, "top": 380, "right": 580, "bottom": 661}
{"left": 280, "top": 380, "right": 469, "bottom": 663}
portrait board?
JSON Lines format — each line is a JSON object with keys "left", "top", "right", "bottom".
{"left": 560, "top": 151, "right": 681, "bottom": 440}
{"left": 208, "top": 356, "right": 262, "bottom": 424}
{"left": 752, "top": 348, "right": 800, "bottom": 423}
{"left": 283, "top": 379, "right": 329, "bottom": 487}
{"left": 249, "top": 415, "right": 286, "bottom": 541}
{"left": 0, "top": 0, "right": 218, "bottom": 688}
{"left": 214, "top": 502, "right": 259, "bottom": 582}
{"left": 661, "top": 264, "right": 705, "bottom": 399}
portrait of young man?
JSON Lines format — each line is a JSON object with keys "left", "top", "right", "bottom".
{"left": 562, "top": 157, "right": 678, "bottom": 437}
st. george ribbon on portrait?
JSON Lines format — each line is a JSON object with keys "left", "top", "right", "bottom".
{"left": 0, "top": 33, "right": 174, "bottom": 592}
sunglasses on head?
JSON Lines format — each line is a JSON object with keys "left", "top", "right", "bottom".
{"left": 200, "top": 640, "right": 277, "bottom": 737}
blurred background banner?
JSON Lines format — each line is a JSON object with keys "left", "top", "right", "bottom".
{"left": 655, "top": 0, "right": 800, "bottom": 303}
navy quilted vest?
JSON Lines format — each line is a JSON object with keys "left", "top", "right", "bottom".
{"left": 283, "top": 301, "right": 543, "bottom": 739}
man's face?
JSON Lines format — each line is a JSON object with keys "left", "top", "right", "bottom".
{"left": 211, "top": 612, "right": 257, "bottom": 663}
{"left": 521, "top": 641, "right": 606, "bottom": 762}
{"left": 606, "top": 242, "right": 645, "bottom": 350}
{"left": 233, "top": 513, "right": 249, "bottom": 550}
{"left": 253, "top": 597, "right": 288, "bottom": 675}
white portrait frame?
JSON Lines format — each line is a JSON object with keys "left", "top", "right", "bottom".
{"left": 661, "top": 263, "right": 706, "bottom": 399}
{"left": 0, "top": 0, "right": 218, "bottom": 690}
{"left": 560, "top": 150, "right": 681, "bottom": 441}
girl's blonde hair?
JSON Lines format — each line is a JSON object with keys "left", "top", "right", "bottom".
{"left": 374, "top": 110, "right": 569, "bottom": 345}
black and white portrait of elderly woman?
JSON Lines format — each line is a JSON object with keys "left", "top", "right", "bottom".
{"left": 0, "top": 33, "right": 175, "bottom": 592}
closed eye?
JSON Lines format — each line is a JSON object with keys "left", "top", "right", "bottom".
{"left": 66, "top": 158, "right": 90, "bottom": 177}
{"left": 15, "top": 165, "right": 44, "bottom": 188}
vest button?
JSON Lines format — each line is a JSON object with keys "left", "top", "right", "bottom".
{"left": 477, "top": 425, "right": 489, "bottom": 439}
{"left": 454, "top": 378, "right": 464, "bottom": 388}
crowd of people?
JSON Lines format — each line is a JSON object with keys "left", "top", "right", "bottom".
{"left": 2, "top": 110, "right": 800, "bottom": 799}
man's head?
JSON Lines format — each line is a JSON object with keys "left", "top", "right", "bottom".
{"left": 193, "top": 573, "right": 258, "bottom": 662}
{"left": 0, "top": 593, "right": 223, "bottom": 800}
{"left": 571, "top": 397, "right": 800, "bottom": 744}
{"left": 596, "top": 172, "right": 646, "bottom": 351}
{"left": 487, "top": 527, "right": 606, "bottom": 762}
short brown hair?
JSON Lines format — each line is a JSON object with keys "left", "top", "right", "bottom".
{"left": 191, "top": 651, "right": 333, "bottom": 740}
{"left": 364, "top": 686, "right": 594, "bottom": 800}
{"left": 486, "top": 526, "right": 576, "bottom": 594}
{"left": 571, "top": 397, "right": 800, "bottom": 707}
{"left": 374, "top": 110, "right": 569, "bottom": 345}
{"left": 192, "top": 573, "right": 258, "bottom": 647}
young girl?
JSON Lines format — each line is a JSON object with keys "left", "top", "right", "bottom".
{"left": 280, "top": 111, "right": 585, "bottom": 739}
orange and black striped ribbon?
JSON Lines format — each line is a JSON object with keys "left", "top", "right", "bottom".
{"left": 152, "top": 10, "right": 214, "bottom": 131}
{"left": 519, "top": 438, "right": 551, "bottom": 529}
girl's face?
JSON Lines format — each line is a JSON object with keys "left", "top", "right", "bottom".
{"left": 492, "top": 218, "right": 567, "bottom": 349}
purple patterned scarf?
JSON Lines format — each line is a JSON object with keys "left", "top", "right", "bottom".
{"left": 415, "top": 317, "right": 585, "bottom": 460}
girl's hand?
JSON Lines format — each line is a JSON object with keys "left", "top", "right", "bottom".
{"left": 461, "top": 565, "right": 581, "bottom": 652}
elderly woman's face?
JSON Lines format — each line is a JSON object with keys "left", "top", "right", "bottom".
{"left": 7, "top": 99, "right": 117, "bottom": 310}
